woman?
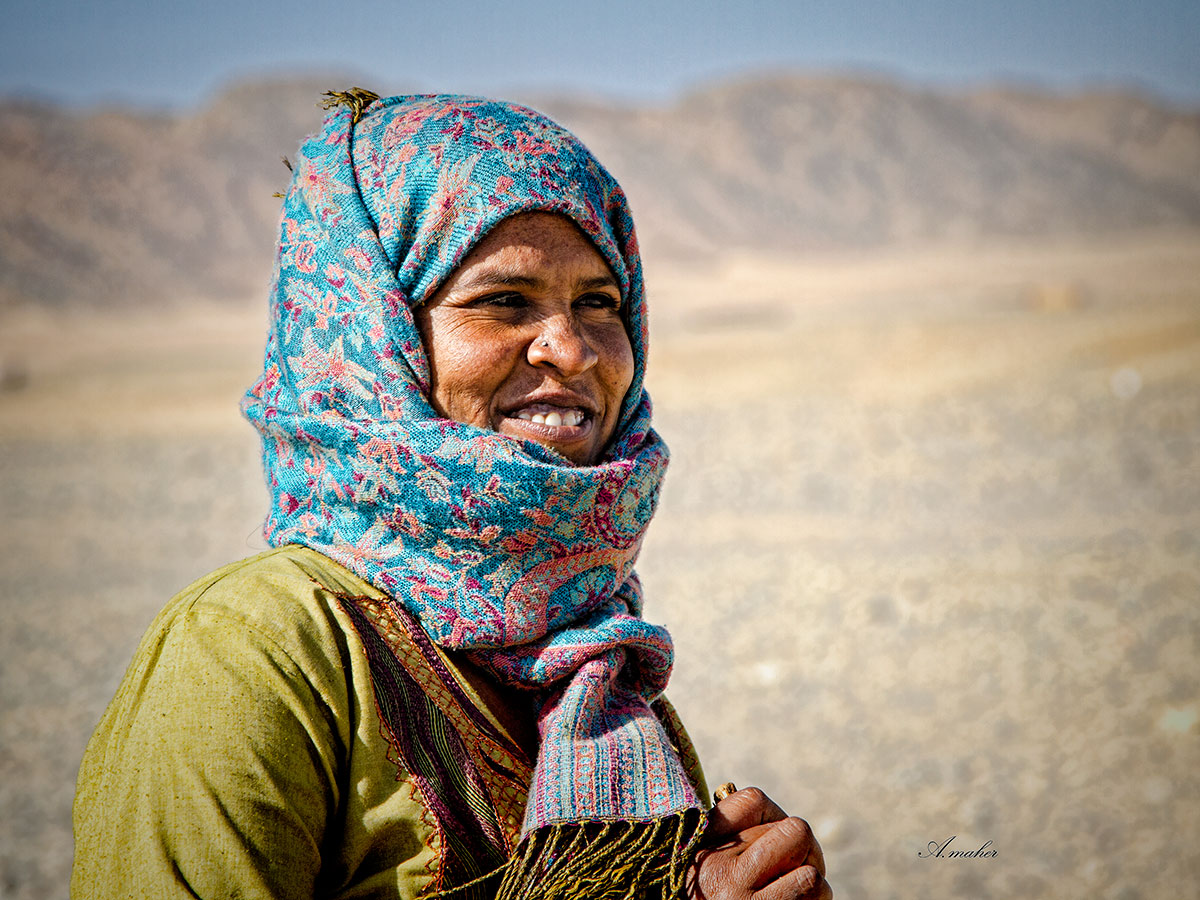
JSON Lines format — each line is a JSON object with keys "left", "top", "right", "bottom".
{"left": 73, "top": 90, "right": 829, "bottom": 900}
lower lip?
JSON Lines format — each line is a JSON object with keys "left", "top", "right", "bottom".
{"left": 499, "top": 415, "right": 594, "bottom": 451}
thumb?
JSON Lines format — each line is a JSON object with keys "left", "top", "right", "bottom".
{"left": 705, "top": 787, "right": 788, "bottom": 841}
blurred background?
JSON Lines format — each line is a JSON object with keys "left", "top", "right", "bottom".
{"left": 1, "top": 2, "right": 1197, "bottom": 898}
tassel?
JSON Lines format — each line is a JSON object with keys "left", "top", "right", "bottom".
{"left": 427, "top": 810, "right": 707, "bottom": 900}
{"left": 459, "top": 810, "right": 708, "bottom": 900}
{"left": 321, "top": 87, "right": 382, "bottom": 124}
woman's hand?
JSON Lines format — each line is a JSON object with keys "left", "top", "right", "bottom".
{"left": 688, "top": 787, "right": 831, "bottom": 900}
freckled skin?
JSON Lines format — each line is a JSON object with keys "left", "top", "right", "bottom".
{"left": 416, "top": 212, "right": 635, "bottom": 466}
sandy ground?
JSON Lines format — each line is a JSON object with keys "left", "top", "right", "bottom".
{"left": 1, "top": 231, "right": 1197, "bottom": 899}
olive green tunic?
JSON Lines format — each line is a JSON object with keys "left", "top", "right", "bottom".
{"left": 72, "top": 546, "right": 706, "bottom": 899}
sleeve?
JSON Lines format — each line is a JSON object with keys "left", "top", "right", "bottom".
{"left": 653, "top": 695, "right": 711, "bottom": 809}
{"left": 72, "top": 602, "right": 347, "bottom": 899}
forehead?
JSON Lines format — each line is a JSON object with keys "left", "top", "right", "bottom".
{"left": 434, "top": 216, "right": 619, "bottom": 301}
{"left": 450, "top": 213, "right": 617, "bottom": 283}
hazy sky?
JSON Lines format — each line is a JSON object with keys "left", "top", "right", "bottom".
{"left": 3, "top": 0, "right": 1197, "bottom": 108}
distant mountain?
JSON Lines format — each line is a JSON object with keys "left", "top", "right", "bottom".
{"left": 543, "top": 77, "right": 1200, "bottom": 255}
{"left": 2, "top": 74, "right": 1198, "bottom": 310}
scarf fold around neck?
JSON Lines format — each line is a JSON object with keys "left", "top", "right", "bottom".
{"left": 242, "top": 91, "right": 704, "bottom": 895}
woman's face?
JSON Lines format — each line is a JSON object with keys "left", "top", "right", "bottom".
{"left": 416, "top": 212, "right": 635, "bottom": 466}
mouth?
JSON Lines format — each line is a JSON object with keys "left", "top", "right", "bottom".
{"left": 511, "top": 404, "right": 586, "bottom": 427}
{"left": 498, "top": 400, "right": 597, "bottom": 460}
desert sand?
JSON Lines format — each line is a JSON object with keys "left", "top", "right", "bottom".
{"left": 1, "top": 231, "right": 1197, "bottom": 899}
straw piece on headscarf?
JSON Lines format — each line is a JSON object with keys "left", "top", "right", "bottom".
{"left": 320, "top": 86, "right": 381, "bottom": 123}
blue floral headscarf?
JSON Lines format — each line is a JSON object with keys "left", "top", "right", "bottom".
{"left": 242, "top": 92, "right": 703, "bottom": 895}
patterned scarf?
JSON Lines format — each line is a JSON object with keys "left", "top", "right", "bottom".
{"left": 242, "top": 91, "right": 703, "bottom": 896}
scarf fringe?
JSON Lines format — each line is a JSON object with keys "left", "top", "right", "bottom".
{"left": 429, "top": 810, "right": 707, "bottom": 900}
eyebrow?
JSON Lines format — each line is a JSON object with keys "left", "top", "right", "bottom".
{"left": 454, "top": 269, "right": 620, "bottom": 293}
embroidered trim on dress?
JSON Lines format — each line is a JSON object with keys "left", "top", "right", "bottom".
{"left": 335, "top": 589, "right": 534, "bottom": 894}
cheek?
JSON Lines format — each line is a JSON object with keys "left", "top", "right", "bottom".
{"left": 424, "top": 324, "right": 513, "bottom": 424}
{"left": 436, "top": 349, "right": 501, "bottom": 413}
{"left": 600, "top": 329, "right": 636, "bottom": 405}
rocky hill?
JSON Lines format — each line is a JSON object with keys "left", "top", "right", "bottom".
{"left": 2, "top": 73, "right": 1198, "bottom": 309}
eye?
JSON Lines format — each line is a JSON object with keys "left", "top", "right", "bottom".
{"left": 472, "top": 291, "right": 528, "bottom": 309}
{"left": 575, "top": 291, "right": 621, "bottom": 313}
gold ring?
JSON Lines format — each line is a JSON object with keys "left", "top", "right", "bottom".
{"left": 713, "top": 782, "right": 737, "bottom": 802}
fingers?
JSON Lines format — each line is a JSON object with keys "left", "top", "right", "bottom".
{"left": 693, "top": 833, "right": 831, "bottom": 900}
{"left": 693, "top": 787, "right": 832, "bottom": 900}
{"left": 735, "top": 816, "right": 824, "bottom": 886}
{"left": 755, "top": 863, "right": 833, "bottom": 900}
{"left": 706, "top": 787, "right": 789, "bottom": 839}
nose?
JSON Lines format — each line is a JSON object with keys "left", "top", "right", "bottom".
{"left": 527, "top": 313, "right": 598, "bottom": 377}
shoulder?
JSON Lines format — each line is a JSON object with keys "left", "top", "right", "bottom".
{"left": 141, "top": 545, "right": 381, "bottom": 689}
{"left": 73, "top": 546, "right": 439, "bottom": 897}
{"left": 164, "top": 544, "right": 379, "bottom": 634}
{"left": 82, "top": 545, "right": 387, "bottom": 783}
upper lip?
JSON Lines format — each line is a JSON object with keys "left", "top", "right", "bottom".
{"left": 501, "top": 389, "right": 598, "bottom": 419}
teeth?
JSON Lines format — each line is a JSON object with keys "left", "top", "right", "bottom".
{"left": 513, "top": 408, "right": 585, "bottom": 427}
